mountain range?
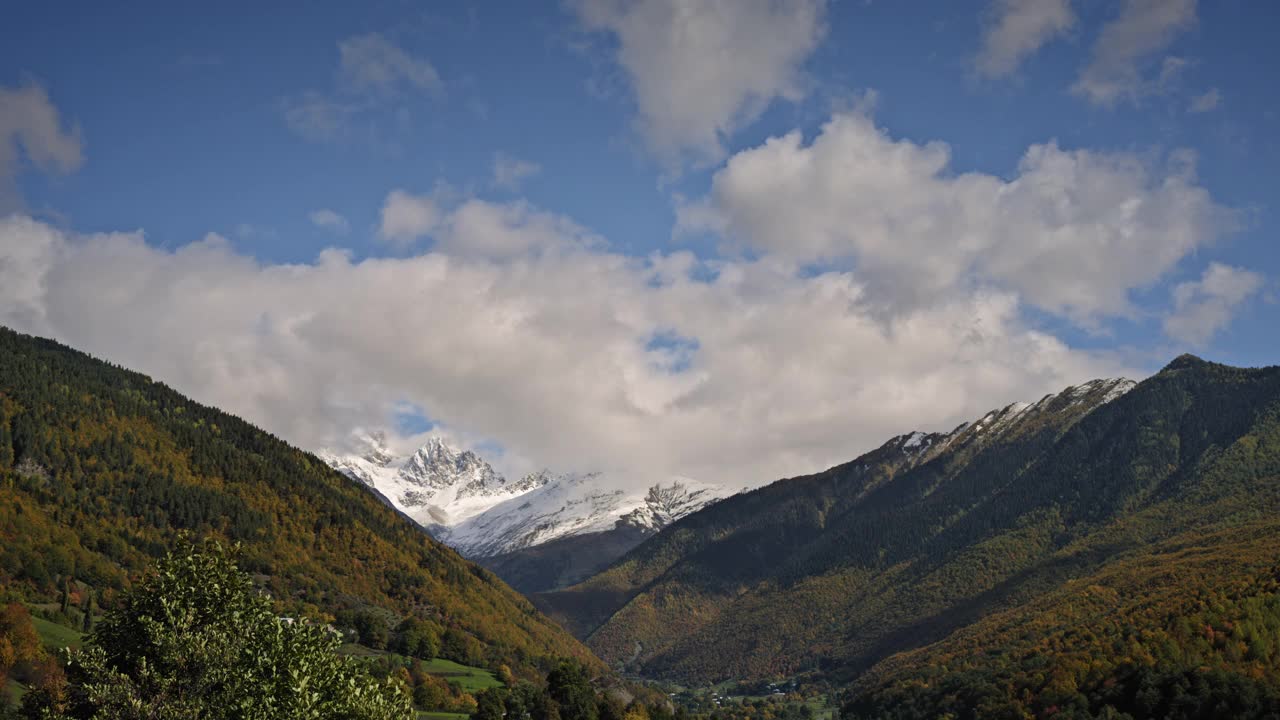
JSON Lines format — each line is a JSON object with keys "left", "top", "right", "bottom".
{"left": 8, "top": 322, "right": 1280, "bottom": 718}
{"left": 319, "top": 432, "right": 734, "bottom": 592}
{"left": 0, "top": 327, "right": 597, "bottom": 680}
{"left": 535, "top": 358, "right": 1280, "bottom": 717}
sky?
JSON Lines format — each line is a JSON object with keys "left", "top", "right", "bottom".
{"left": 1, "top": 0, "right": 1277, "bottom": 488}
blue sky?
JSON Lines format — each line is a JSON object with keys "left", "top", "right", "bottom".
{"left": 1, "top": 0, "right": 1277, "bottom": 484}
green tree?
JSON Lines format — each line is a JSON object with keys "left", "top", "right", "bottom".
{"left": 351, "top": 610, "right": 390, "bottom": 651}
{"left": 58, "top": 580, "right": 70, "bottom": 616}
{"left": 504, "top": 682, "right": 545, "bottom": 720}
{"left": 78, "top": 590, "right": 91, "bottom": 633}
{"left": 393, "top": 617, "right": 439, "bottom": 660}
{"left": 27, "top": 542, "right": 412, "bottom": 719}
{"left": 547, "top": 660, "right": 597, "bottom": 720}
{"left": 472, "top": 688, "right": 507, "bottom": 720}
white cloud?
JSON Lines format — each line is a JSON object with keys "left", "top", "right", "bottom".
{"left": 380, "top": 191, "right": 601, "bottom": 259}
{"left": 1072, "top": 0, "right": 1197, "bottom": 106}
{"left": 1189, "top": 87, "right": 1221, "bottom": 113}
{"left": 0, "top": 211, "right": 1131, "bottom": 489}
{"left": 438, "top": 198, "right": 602, "bottom": 260}
{"left": 309, "top": 209, "right": 350, "bottom": 234}
{"left": 378, "top": 189, "right": 441, "bottom": 246}
{"left": 1163, "top": 262, "right": 1264, "bottom": 346}
{"left": 283, "top": 33, "right": 440, "bottom": 143}
{"left": 683, "top": 111, "right": 1233, "bottom": 325}
{"left": 0, "top": 83, "right": 84, "bottom": 211}
{"left": 975, "top": 0, "right": 1076, "bottom": 78}
{"left": 492, "top": 153, "right": 541, "bottom": 190}
{"left": 337, "top": 33, "right": 443, "bottom": 98}
{"left": 570, "top": 0, "right": 828, "bottom": 166}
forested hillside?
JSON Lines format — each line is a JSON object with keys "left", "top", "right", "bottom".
{"left": 539, "top": 356, "right": 1280, "bottom": 705}
{"left": 0, "top": 327, "right": 599, "bottom": 681}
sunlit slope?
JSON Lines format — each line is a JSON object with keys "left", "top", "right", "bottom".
{"left": 0, "top": 327, "right": 601, "bottom": 677}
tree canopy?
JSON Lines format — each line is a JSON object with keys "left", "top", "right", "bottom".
{"left": 25, "top": 543, "right": 413, "bottom": 720}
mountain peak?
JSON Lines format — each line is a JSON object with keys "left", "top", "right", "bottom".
{"left": 418, "top": 434, "right": 461, "bottom": 459}
{"left": 1163, "top": 353, "right": 1209, "bottom": 372}
{"left": 618, "top": 478, "right": 733, "bottom": 532}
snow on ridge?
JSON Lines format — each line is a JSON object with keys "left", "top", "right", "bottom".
{"left": 319, "top": 434, "right": 731, "bottom": 557}
{"left": 886, "top": 376, "right": 1136, "bottom": 463}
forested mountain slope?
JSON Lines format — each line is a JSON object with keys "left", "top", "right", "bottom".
{"left": 538, "top": 357, "right": 1280, "bottom": 693}
{"left": 476, "top": 524, "right": 653, "bottom": 595}
{"left": 0, "top": 327, "right": 599, "bottom": 679}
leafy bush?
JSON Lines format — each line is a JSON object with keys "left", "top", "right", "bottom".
{"left": 24, "top": 543, "right": 413, "bottom": 720}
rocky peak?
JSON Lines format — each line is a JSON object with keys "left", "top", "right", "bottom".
{"left": 618, "top": 479, "right": 731, "bottom": 532}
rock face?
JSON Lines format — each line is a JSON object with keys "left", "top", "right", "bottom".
{"left": 318, "top": 435, "right": 733, "bottom": 563}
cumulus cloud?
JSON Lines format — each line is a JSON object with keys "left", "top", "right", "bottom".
{"left": 0, "top": 210, "right": 1130, "bottom": 488}
{"left": 682, "top": 111, "right": 1233, "bottom": 325}
{"left": 283, "top": 32, "right": 440, "bottom": 143}
{"left": 1163, "top": 262, "right": 1264, "bottom": 346}
{"left": 380, "top": 191, "right": 600, "bottom": 259}
{"left": 1072, "top": 0, "right": 1197, "bottom": 106}
{"left": 309, "top": 209, "right": 350, "bottom": 234}
{"left": 570, "top": 0, "right": 827, "bottom": 166}
{"left": 0, "top": 83, "right": 84, "bottom": 211}
{"left": 975, "top": 0, "right": 1076, "bottom": 78}
{"left": 379, "top": 190, "right": 441, "bottom": 246}
{"left": 492, "top": 153, "right": 541, "bottom": 190}
{"left": 438, "top": 198, "right": 602, "bottom": 260}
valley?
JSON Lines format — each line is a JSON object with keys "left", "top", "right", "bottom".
{"left": 5, "top": 326, "right": 1280, "bottom": 719}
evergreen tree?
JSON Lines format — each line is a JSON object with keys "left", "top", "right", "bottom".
{"left": 58, "top": 579, "right": 70, "bottom": 616}
{"left": 79, "top": 590, "right": 92, "bottom": 633}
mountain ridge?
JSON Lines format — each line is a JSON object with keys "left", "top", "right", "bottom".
{"left": 534, "top": 365, "right": 1280, "bottom": 687}
{"left": 319, "top": 433, "right": 736, "bottom": 571}
{"left": 0, "top": 326, "right": 600, "bottom": 678}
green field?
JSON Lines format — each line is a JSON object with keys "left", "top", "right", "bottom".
{"left": 30, "top": 615, "right": 84, "bottom": 650}
{"left": 417, "top": 658, "right": 502, "bottom": 692}
{"left": 336, "top": 644, "right": 502, "bottom": 692}
{"left": 337, "top": 642, "right": 386, "bottom": 657}
{"left": 418, "top": 712, "right": 469, "bottom": 720}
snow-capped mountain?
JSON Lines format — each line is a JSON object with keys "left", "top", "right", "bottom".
{"left": 316, "top": 432, "right": 548, "bottom": 529}
{"left": 439, "top": 474, "right": 730, "bottom": 557}
{"left": 617, "top": 480, "right": 730, "bottom": 532}
{"left": 318, "top": 433, "right": 732, "bottom": 558}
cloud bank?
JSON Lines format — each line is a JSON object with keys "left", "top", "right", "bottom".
{"left": 1, "top": 200, "right": 1134, "bottom": 488}
{"left": 0, "top": 102, "right": 1253, "bottom": 489}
